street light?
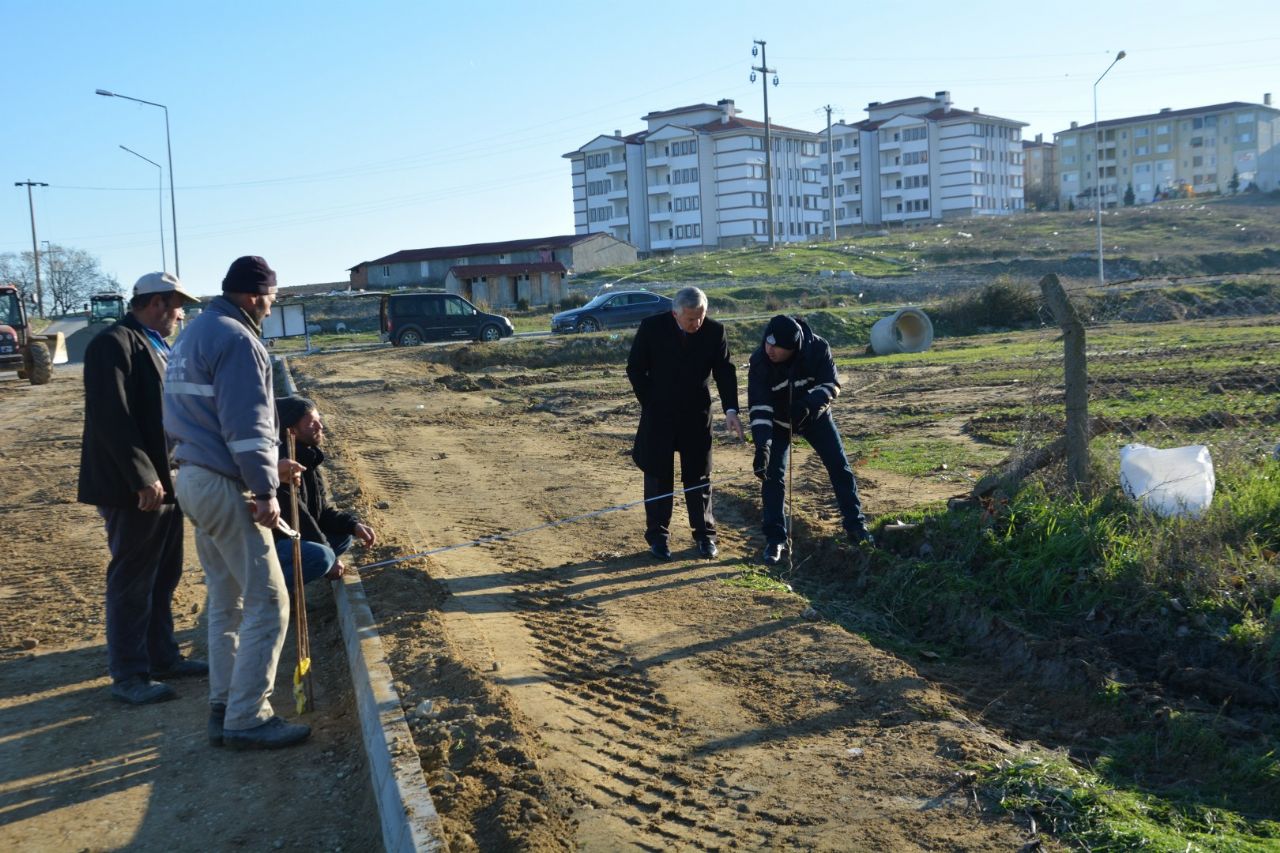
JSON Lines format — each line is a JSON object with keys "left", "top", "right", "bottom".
{"left": 119, "top": 145, "right": 167, "bottom": 272}
{"left": 96, "top": 89, "right": 179, "bottom": 277}
{"left": 1093, "top": 50, "right": 1126, "bottom": 286}
{"left": 750, "top": 40, "right": 780, "bottom": 248}
{"left": 14, "top": 180, "right": 49, "bottom": 318}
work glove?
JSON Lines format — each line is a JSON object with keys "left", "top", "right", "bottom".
{"left": 753, "top": 440, "right": 771, "bottom": 480}
{"left": 789, "top": 399, "right": 811, "bottom": 431}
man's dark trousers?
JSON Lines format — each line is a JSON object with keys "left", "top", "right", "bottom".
{"left": 761, "top": 413, "right": 866, "bottom": 545}
{"left": 643, "top": 424, "right": 715, "bottom": 547}
{"left": 99, "top": 504, "right": 184, "bottom": 681}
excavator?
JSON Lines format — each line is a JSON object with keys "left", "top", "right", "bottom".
{"left": 0, "top": 283, "right": 68, "bottom": 385}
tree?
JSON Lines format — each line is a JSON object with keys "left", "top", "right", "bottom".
{"left": 1229, "top": 169, "right": 1240, "bottom": 194}
{"left": 1067, "top": 197, "right": 1075, "bottom": 211}
{"left": 0, "top": 245, "right": 119, "bottom": 317}
{"left": 1123, "top": 183, "right": 1136, "bottom": 206}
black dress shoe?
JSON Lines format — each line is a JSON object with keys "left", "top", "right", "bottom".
{"left": 649, "top": 541, "right": 672, "bottom": 561}
{"left": 152, "top": 656, "right": 209, "bottom": 680}
{"left": 111, "top": 675, "right": 177, "bottom": 705}
{"left": 222, "top": 716, "right": 311, "bottom": 751}
{"left": 762, "top": 542, "right": 785, "bottom": 566}
{"left": 847, "top": 528, "right": 876, "bottom": 547}
{"left": 697, "top": 538, "right": 718, "bottom": 559}
{"left": 209, "top": 703, "right": 226, "bottom": 747}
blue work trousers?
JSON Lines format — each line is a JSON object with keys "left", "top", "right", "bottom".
{"left": 762, "top": 412, "right": 867, "bottom": 545}
{"left": 274, "top": 532, "right": 353, "bottom": 591}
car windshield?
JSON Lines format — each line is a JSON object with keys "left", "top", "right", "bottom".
{"left": 582, "top": 293, "right": 611, "bottom": 309}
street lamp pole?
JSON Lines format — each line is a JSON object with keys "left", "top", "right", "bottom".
{"left": 1093, "top": 50, "right": 1126, "bottom": 286}
{"left": 97, "top": 89, "right": 179, "bottom": 277}
{"left": 119, "top": 145, "right": 168, "bottom": 272}
{"left": 14, "top": 180, "right": 49, "bottom": 318}
{"left": 751, "top": 40, "right": 779, "bottom": 248}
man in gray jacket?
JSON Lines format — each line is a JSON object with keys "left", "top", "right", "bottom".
{"left": 164, "top": 255, "right": 309, "bottom": 750}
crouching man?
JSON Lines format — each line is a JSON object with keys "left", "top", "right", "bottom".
{"left": 273, "top": 395, "right": 376, "bottom": 586}
{"left": 747, "top": 315, "right": 872, "bottom": 566}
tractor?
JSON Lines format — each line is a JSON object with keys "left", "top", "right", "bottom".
{"left": 0, "top": 283, "right": 68, "bottom": 385}
{"left": 89, "top": 292, "right": 126, "bottom": 325}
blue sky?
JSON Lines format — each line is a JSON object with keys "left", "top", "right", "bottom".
{"left": 4, "top": 0, "right": 1278, "bottom": 295}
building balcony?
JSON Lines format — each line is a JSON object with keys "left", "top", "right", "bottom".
{"left": 647, "top": 184, "right": 671, "bottom": 196}
{"left": 648, "top": 208, "right": 672, "bottom": 222}
{"left": 605, "top": 186, "right": 628, "bottom": 200}
{"left": 604, "top": 159, "right": 627, "bottom": 173}
{"left": 647, "top": 154, "right": 669, "bottom": 167}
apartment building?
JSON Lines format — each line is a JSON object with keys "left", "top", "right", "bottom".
{"left": 1053, "top": 95, "right": 1279, "bottom": 208}
{"left": 1022, "top": 134, "right": 1056, "bottom": 209}
{"left": 565, "top": 92, "right": 1027, "bottom": 253}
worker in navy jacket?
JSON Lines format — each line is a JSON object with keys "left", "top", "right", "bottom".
{"left": 747, "top": 315, "right": 871, "bottom": 566}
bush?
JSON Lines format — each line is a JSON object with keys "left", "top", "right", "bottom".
{"left": 559, "top": 293, "right": 588, "bottom": 311}
{"left": 931, "top": 279, "right": 1041, "bottom": 336}
{"left": 516, "top": 298, "right": 530, "bottom": 312}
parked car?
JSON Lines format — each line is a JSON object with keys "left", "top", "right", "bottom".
{"left": 380, "top": 292, "right": 514, "bottom": 346}
{"left": 550, "top": 290, "right": 672, "bottom": 334}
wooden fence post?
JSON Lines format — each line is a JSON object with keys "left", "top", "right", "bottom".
{"left": 1039, "top": 273, "right": 1089, "bottom": 489}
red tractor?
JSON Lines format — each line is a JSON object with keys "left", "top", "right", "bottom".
{"left": 0, "top": 283, "right": 67, "bottom": 385}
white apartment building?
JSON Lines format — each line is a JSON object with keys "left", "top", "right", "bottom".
{"left": 565, "top": 92, "right": 1027, "bottom": 253}
{"left": 1053, "top": 96, "right": 1280, "bottom": 208}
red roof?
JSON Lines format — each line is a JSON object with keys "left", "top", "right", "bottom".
{"left": 868, "top": 96, "right": 935, "bottom": 111}
{"left": 1057, "top": 100, "right": 1276, "bottom": 134}
{"left": 691, "top": 116, "right": 817, "bottom": 136}
{"left": 448, "top": 262, "right": 566, "bottom": 278}
{"left": 641, "top": 103, "right": 722, "bottom": 121}
{"left": 360, "top": 235, "right": 601, "bottom": 268}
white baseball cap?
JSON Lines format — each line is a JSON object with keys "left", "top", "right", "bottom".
{"left": 133, "top": 271, "right": 200, "bottom": 305}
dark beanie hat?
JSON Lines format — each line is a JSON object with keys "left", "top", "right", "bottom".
{"left": 222, "top": 255, "right": 278, "bottom": 294}
{"left": 276, "top": 395, "right": 315, "bottom": 430}
{"left": 764, "top": 315, "right": 802, "bottom": 350}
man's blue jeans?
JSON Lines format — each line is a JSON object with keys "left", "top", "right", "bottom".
{"left": 274, "top": 532, "right": 352, "bottom": 591}
{"left": 762, "top": 412, "right": 867, "bottom": 545}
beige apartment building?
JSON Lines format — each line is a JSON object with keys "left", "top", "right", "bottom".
{"left": 1054, "top": 95, "right": 1279, "bottom": 208}
{"left": 1021, "top": 133, "right": 1056, "bottom": 209}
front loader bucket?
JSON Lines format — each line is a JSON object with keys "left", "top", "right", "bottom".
{"left": 41, "top": 332, "right": 68, "bottom": 365}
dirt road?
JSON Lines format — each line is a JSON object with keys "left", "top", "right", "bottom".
{"left": 0, "top": 368, "right": 378, "bottom": 851}
{"left": 293, "top": 345, "right": 1031, "bottom": 850}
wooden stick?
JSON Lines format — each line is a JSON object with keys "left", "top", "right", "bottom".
{"left": 287, "top": 432, "right": 315, "bottom": 712}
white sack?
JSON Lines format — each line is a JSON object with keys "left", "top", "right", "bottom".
{"left": 1119, "top": 443, "right": 1215, "bottom": 519}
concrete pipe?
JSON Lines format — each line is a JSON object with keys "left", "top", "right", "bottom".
{"left": 869, "top": 307, "right": 934, "bottom": 355}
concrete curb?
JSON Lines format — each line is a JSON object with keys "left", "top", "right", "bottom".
{"left": 276, "top": 356, "right": 447, "bottom": 853}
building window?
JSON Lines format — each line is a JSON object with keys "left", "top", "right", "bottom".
{"left": 1135, "top": 127, "right": 1149, "bottom": 138}
{"left": 381, "top": 265, "right": 390, "bottom": 277}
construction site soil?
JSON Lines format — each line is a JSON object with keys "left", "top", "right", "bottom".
{"left": 282, "top": 343, "right": 1048, "bottom": 851}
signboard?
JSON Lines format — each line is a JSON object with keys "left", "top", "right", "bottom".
{"left": 260, "top": 302, "right": 308, "bottom": 340}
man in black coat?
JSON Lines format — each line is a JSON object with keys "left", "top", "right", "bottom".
{"left": 747, "top": 315, "right": 872, "bottom": 566}
{"left": 273, "top": 396, "right": 375, "bottom": 588}
{"left": 626, "top": 286, "right": 742, "bottom": 560}
{"left": 78, "top": 272, "right": 205, "bottom": 704}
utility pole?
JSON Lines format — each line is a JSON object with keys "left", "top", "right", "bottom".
{"left": 824, "top": 105, "right": 837, "bottom": 241}
{"left": 14, "top": 180, "right": 49, "bottom": 318}
{"left": 751, "top": 40, "right": 779, "bottom": 248}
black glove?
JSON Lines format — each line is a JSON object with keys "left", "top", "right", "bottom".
{"left": 790, "top": 399, "right": 811, "bottom": 431}
{"left": 753, "top": 440, "right": 771, "bottom": 480}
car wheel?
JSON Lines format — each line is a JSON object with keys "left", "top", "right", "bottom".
{"left": 396, "top": 329, "right": 423, "bottom": 346}
{"left": 479, "top": 324, "right": 502, "bottom": 342}
{"left": 577, "top": 317, "right": 600, "bottom": 333}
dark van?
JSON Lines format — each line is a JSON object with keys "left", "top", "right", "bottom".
{"left": 380, "top": 292, "right": 515, "bottom": 346}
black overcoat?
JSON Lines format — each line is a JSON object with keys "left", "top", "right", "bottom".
{"left": 272, "top": 441, "right": 358, "bottom": 545}
{"left": 626, "top": 312, "right": 738, "bottom": 473}
{"left": 77, "top": 313, "right": 175, "bottom": 507}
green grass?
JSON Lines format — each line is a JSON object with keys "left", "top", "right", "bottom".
{"left": 722, "top": 567, "right": 795, "bottom": 594}
{"left": 980, "top": 754, "right": 1280, "bottom": 852}
{"left": 854, "top": 436, "right": 1007, "bottom": 476}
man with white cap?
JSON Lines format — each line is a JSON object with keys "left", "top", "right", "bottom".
{"left": 78, "top": 271, "right": 206, "bottom": 705}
